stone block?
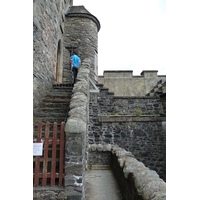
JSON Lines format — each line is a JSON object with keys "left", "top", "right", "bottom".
{"left": 96, "top": 144, "right": 103, "bottom": 151}
{"left": 91, "top": 144, "right": 96, "bottom": 151}
{"left": 69, "top": 101, "right": 87, "bottom": 110}
{"left": 152, "top": 192, "right": 166, "bottom": 200}
{"left": 142, "top": 180, "right": 166, "bottom": 200}
{"left": 123, "top": 160, "right": 146, "bottom": 179}
{"left": 103, "top": 144, "right": 112, "bottom": 152}
{"left": 65, "top": 118, "right": 86, "bottom": 134}
{"left": 68, "top": 107, "right": 87, "bottom": 122}
{"left": 115, "top": 150, "right": 133, "bottom": 158}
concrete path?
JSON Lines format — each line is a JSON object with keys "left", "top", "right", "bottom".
{"left": 85, "top": 169, "right": 122, "bottom": 200}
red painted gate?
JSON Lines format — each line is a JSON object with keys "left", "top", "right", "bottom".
{"left": 33, "top": 122, "right": 65, "bottom": 187}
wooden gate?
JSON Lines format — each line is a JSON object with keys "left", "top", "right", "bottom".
{"left": 33, "top": 122, "right": 65, "bottom": 187}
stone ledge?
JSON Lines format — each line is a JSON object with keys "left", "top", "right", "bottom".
{"left": 141, "top": 70, "right": 158, "bottom": 75}
{"left": 99, "top": 115, "right": 166, "bottom": 122}
{"left": 103, "top": 70, "right": 133, "bottom": 73}
{"left": 88, "top": 144, "right": 166, "bottom": 200}
{"left": 65, "top": 118, "right": 86, "bottom": 134}
{"left": 91, "top": 165, "right": 111, "bottom": 170}
{"left": 33, "top": 187, "right": 66, "bottom": 191}
{"left": 113, "top": 96, "right": 160, "bottom": 99}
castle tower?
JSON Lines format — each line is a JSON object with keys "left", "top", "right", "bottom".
{"left": 64, "top": 6, "right": 100, "bottom": 82}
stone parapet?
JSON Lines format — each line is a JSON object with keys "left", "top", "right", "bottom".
{"left": 103, "top": 70, "right": 133, "bottom": 78}
{"left": 65, "top": 59, "right": 91, "bottom": 199}
{"left": 88, "top": 144, "right": 166, "bottom": 200}
{"left": 98, "top": 70, "right": 165, "bottom": 96}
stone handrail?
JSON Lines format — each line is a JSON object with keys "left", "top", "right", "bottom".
{"left": 89, "top": 144, "right": 166, "bottom": 200}
{"left": 64, "top": 58, "right": 91, "bottom": 198}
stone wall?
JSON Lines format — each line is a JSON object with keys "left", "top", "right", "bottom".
{"left": 89, "top": 86, "right": 166, "bottom": 181}
{"left": 87, "top": 144, "right": 166, "bottom": 200}
{"left": 33, "top": 0, "right": 72, "bottom": 113}
{"left": 98, "top": 70, "right": 166, "bottom": 96}
{"left": 33, "top": 188, "right": 67, "bottom": 200}
{"left": 64, "top": 59, "right": 91, "bottom": 199}
{"left": 88, "top": 144, "right": 112, "bottom": 167}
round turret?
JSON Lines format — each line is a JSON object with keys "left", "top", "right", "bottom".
{"left": 65, "top": 6, "right": 101, "bottom": 82}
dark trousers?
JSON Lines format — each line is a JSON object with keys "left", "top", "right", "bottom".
{"left": 72, "top": 67, "right": 78, "bottom": 83}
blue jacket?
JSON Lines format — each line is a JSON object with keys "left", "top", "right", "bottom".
{"left": 70, "top": 55, "right": 81, "bottom": 69}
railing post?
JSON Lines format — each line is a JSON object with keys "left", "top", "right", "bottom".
{"left": 34, "top": 122, "right": 42, "bottom": 187}
{"left": 42, "top": 122, "right": 50, "bottom": 186}
{"left": 51, "top": 122, "right": 57, "bottom": 187}
{"left": 59, "top": 122, "right": 65, "bottom": 186}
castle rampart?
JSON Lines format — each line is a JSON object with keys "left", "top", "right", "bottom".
{"left": 98, "top": 70, "right": 166, "bottom": 96}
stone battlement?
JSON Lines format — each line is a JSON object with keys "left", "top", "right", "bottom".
{"left": 98, "top": 70, "right": 166, "bottom": 96}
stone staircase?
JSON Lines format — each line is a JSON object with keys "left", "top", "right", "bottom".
{"left": 146, "top": 79, "right": 166, "bottom": 97}
{"left": 33, "top": 83, "right": 73, "bottom": 186}
{"left": 95, "top": 83, "right": 114, "bottom": 96}
{"left": 33, "top": 83, "right": 73, "bottom": 128}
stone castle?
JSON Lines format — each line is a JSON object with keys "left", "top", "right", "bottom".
{"left": 33, "top": 1, "right": 166, "bottom": 199}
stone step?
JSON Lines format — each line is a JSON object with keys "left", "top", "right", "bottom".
{"left": 34, "top": 115, "right": 66, "bottom": 121}
{"left": 34, "top": 111, "right": 67, "bottom": 118}
{"left": 40, "top": 102, "right": 70, "bottom": 108}
{"left": 96, "top": 83, "right": 115, "bottom": 95}
{"left": 99, "top": 88, "right": 109, "bottom": 92}
{"left": 53, "top": 83, "right": 74, "bottom": 86}
{"left": 37, "top": 107, "right": 68, "bottom": 112}
{"left": 53, "top": 84, "right": 74, "bottom": 90}
{"left": 108, "top": 92, "right": 114, "bottom": 95}
{"left": 147, "top": 81, "right": 166, "bottom": 96}
{"left": 43, "top": 98, "right": 71, "bottom": 103}
{"left": 46, "top": 90, "right": 72, "bottom": 95}
{"left": 33, "top": 117, "right": 66, "bottom": 124}
{"left": 96, "top": 83, "right": 104, "bottom": 88}
{"left": 45, "top": 95, "right": 72, "bottom": 100}
{"left": 33, "top": 83, "right": 72, "bottom": 127}
{"left": 46, "top": 89, "right": 73, "bottom": 95}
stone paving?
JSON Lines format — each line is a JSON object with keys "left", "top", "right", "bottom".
{"left": 85, "top": 169, "right": 122, "bottom": 200}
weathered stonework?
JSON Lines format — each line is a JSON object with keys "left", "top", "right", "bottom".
{"left": 64, "top": 59, "right": 90, "bottom": 199}
{"left": 33, "top": 2, "right": 166, "bottom": 199}
{"left": 64, "top": 6, "right": 100, "bottom": 83}
{"left": 98, "top": 70, "right": 166, "bottom": 96}
{"left": 88, "top": 144, "right": 166, "bottom": 200}
{"left": 89, "top": 85, "right": 166, "bottom": 181}
{"left": 33, "top": 0, "right": 73, "bottom": 113}
{"left": 33, "top": 188, "right": 68, "bottom": 200}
